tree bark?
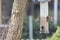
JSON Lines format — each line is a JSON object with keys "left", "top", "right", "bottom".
{"left": 6, "top": 0, "right": 28, "bottom": 40}
{"left": 0, "top": 0, "right": 2, "bottom": 24}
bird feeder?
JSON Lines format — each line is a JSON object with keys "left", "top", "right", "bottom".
{"left": 40, "top": 0, "right": 50, "bottom": 2}
{"left": 40, "top": 0, "right": 51, "bottom": 33}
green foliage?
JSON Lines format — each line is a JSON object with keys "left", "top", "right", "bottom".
{"left": 21, "top": 10, "right": 60, "bottom": 39}
{"left": 46, "top": 26, "right": 60, "bottom": 40}
{"left": 22, "top": 16, "right": 57, "bottom": 39}
{"left": 22, "top": 17, "right": 29, "bottom": 39}
{"left": 50, "top": 26, "right": 60, "bottom": 40}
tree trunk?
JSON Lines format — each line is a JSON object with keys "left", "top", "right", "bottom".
{"left": 0, "top": 0, "right": 2, "bottom": 24}
{"left": 6, "top": 0, "right": 28, "bottom": 40}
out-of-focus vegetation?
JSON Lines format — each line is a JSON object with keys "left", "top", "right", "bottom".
{"left": 21, "top": 16, "right": 57, "bottom": 39}
{"left": 21, "top": 15, "right": 60, "bottom": 40}
{"left": 21, "top": 10, "right": 60, "bottom": 39}
{"left": 50, "top": 26, "right": 60, "bottom": 40}
{"left": 46, "top": 10, "right": 60, "bottom": 40}
{"left": 46, "top": 26, "right": 60, "bottom": 40}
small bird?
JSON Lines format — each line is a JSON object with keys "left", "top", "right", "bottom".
{"left": 35, "top": 16, "right": 54, "bottom": 22}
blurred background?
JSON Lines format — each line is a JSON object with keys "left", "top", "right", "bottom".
{"left": 0, "top": 0, "right": 60, "bottom": 40}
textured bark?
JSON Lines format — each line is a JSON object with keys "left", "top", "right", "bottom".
{"left": 6, "top": 0, "right": 28, "bottom": 40}
{"left": 0, "top": 0, "right": 2, "bottom": 24}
